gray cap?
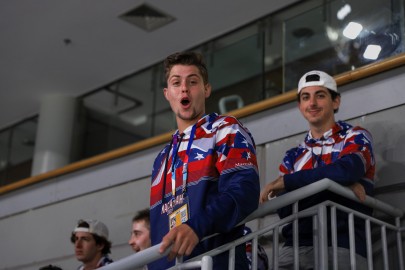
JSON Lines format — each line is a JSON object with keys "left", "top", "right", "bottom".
{"left": 73, "top": 219, "right": 109, "bottom": 240}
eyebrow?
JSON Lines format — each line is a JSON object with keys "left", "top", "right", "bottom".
{"left": 168, "top": 74, "right": 201, "bottom": 81}
{"left": 301, "top": 89, "right": 328, "bottom": 95}
{"left": 76, "top": 236, "right": 92, "bottom": 240}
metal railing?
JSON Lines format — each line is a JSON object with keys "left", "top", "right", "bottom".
{"left": 99, "top": 179, "right": 404, "bottom": 270}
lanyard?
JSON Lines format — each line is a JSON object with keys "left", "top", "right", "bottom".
{"left": 170, "top": 124, "right": 197, "bottom": 198}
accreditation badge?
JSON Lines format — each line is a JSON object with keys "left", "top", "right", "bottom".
{"left": 168, "top": 196, "right": 189, "bottom": 230}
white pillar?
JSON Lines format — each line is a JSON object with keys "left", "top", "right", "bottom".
{"left": 31, "top": 94, "right": 78, "bottom": 176}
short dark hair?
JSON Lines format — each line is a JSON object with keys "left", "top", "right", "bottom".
{"left": 39, "top": 265, "right": 63, "bottom": 270}
{"left": 132, "top": 208, "right": 150, "bottom": 230}
{"left": 70, "top": 220, "right": 112, "bottom": 255}
{"left": 164, "top": 51, "right": 209, "bottom": 85}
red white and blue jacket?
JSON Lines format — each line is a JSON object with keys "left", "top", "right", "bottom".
{"left": 76, "top": 256, "right": 113, "bottom": 270}
{"left": 149, "top": 113, "right": 260, "bottom": 270}
{"left": 278, "top": 120, "right": 375, "bottom": 258}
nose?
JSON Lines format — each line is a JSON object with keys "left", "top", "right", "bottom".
{"left": 309, "top": 95, "right": 317, "bottom": 106}
{"left": 75, "top": 240, "right": 82, "bottom": 248}
{"left": 180, "top": 80, "right": 188, "bottom": 92}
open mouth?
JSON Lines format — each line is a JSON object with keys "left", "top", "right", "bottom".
{"left": 181, "top": 97, "right": 190, "bottom": 106}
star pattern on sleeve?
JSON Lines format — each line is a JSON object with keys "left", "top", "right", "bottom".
{"left": 195, "top": 152, "right": 205, "bottom": 160}
{"left": 242, "top": 151, "right": 251, "bottom": 160}
{"left": 241, "top": 138, "right": 249, "bottom": 147}
{"left": 361, "top": 137, "right": 370, "bottom": 145}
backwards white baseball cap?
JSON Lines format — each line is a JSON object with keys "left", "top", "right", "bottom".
{"left": 298, "top": 70, "right": 337, "bottom": 93}
{"left": 73, "top": 219, "right": 109, "bottom": 240}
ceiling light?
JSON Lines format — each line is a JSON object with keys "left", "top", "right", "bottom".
{"left": 363, "top": 45, "right": 381, "bottom": 60}
{"left": 343, "top": 22, "right": 363, "bottom": 39}
{"left": 126, "top": 115, "right": 148, "bottom": 126}
{"left": 326, "top": 26, "right": 339, "bottom": 42}
{"left": 337, "top": 4, "right": 351, "bottom": 20}
{"left": 120, "top": 4, "right": 175, "bottom": 32}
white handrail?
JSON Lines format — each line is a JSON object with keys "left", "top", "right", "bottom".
{"left": 99, "top": 244, "right": 168, "bottom": 270}
{"left": 246, "top": 178, "right": 403, "bottom": 222}
{"left": 99, "top": 178, "right": 404, "bottom": 270}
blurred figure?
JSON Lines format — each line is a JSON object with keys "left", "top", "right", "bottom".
{"left": 38, "top": 265, "right": 62, "bottom": 270}
{"left": 244, "top": 226, "right": 269, "bottom": 270}
{"left": 70, "top": 219, "right": 113, "bottom": 269}
{"left": 129, "top": 208, "right": 151, "bottom": 252}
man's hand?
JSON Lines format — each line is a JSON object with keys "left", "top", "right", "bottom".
{"left": 259, "top": 176, "right": 285, "bottom": 203}
{"left": 349, "top": 182, "right": 366, "bottom": 202}
{"left": 159, "top": 224, "right": 199, "bottom": 261}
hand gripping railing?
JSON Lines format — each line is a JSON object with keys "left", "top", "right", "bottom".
{"left": 98, "top": 178, "right": 404, "bottom": 270}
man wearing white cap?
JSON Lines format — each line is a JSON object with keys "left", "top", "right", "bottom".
{"left": 70, "top": 219, "right": 113, "bottom": 270}
{"left": 260, "top": 70, "right": 375, "bottom": 269}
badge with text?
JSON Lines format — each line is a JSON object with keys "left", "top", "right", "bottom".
{"left": 169, "top": 203, "right": 189, "bottom": 230}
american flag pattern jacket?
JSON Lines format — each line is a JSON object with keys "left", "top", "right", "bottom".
{"left": 149, "top": 113, "right": 260, "bottom": 270}
{"left": 278, "top": 120, "right": 375, "bottom": 258}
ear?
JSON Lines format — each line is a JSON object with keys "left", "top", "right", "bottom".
{"left": 97, "top": 243, "right": 105, "bottom": 252}
{"left": 333, "top": 94, "right": 341, "bottom": 111}
{"left": 163, "top": 87, "right": 169, "bottom": 101}
{"left": 204, "top": 84, "right": 212, "bottom": 98}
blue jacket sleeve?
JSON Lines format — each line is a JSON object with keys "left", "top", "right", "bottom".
{"left": 284, "top": 153, "right": 365, "bottom": 191}
{"left": 185, "top": 168, "right": 260, "bottom": 239}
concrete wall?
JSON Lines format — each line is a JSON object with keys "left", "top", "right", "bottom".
{"left": 1, "top": 65, "right": 405, "bottom": 269}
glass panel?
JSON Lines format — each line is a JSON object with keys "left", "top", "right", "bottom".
{"left": 264, "top": 15, "right": 284, "bottom": 97}
{"left": 117, "top": 68, "right": 157, "bottom": 138}
{"left": 284, "top": 0, "right": 404, "bottom": 91}
{"left": 204, "top": 32, "right": 264, "bottom": 114}
{"left": 0, "top": 129, "right": 11, "bottom": 185}
{"left": 2, "top": 0, "right": 405, "bottom": 186}
{"left": 80, "top": 68, "right": 157, "bottom": 158}
{"left": 8, "top": 119, "right": 37, "bottom": 183}
{"left": 152, "top": 63, "right": 177, "bottom": 135}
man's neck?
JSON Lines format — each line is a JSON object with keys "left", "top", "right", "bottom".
{"left": 177, "top": 119, "right": 200, "bottom": 134}
{"left": 81, "top": 255, "right": 102, "bottom": 270}
{"left": 176, "top": 112, "right": 206, "bottom": 134}
{"left": 310, "top": 128, "right": 326, "bottom": 139}
{"left": 310, "top": 121, "right": 336, "bottom": 139}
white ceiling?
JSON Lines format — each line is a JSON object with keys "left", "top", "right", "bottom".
{"left": 0, "top": 0, "right": 299, "bottom": 130}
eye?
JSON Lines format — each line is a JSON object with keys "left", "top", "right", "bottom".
{"left": 171, "top": 81, "right": 180, "bottom": 86}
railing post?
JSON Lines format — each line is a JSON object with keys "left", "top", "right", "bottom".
{"left": 330, "top": 206, "right": 338, "bottom": 270}
{"left": 348, "top": 213, "right": 357, "bottom": 270}
{"left": 228, "top": 246, "right": 235, "bottom": 270}
{"left": 252, "top": 236, "right": 258, "bottom": 270}
{"left": 365, "top": 219, "right": 373, "bottom": 270}
{"left": 313, "top": 214, "right": 319, "bottom": 270}
{"left": 381, "top": 225, "right": 389, "bottom": 270}
{"left": 293, "top": 202, "right": 299, "bottom": 270}
{"left": 201, "top": 256, "right": 213, "bottom": 270}
{"left": 318, "top": 204, "right": 328, "bottom": 270}
{"left": 396, "top": 218, "right": 404, "bottom": 270}
{"left": 273, "top": 226, "right": 279, "bottom": 270}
